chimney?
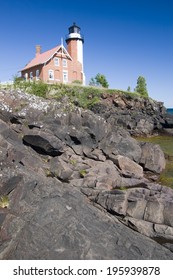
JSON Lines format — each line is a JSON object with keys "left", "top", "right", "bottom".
{"left": 35, "top": 45, "right": 41, "bottom": 57}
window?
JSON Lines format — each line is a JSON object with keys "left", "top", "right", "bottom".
{"left": 54, "top": 57, "right": 59, "bottom": 66}
{"left": 30, "top": 72, "right": 33, "bottom": 81}
{"left": 36, "top": 69, "right": 39, "bottom": 80}
{"left": 63, "top": 70, "right": 68, "bottom": 83}
{"left": 63, "top": 59, "right": 67, "bottom": 67}
{"left": 48, "top": 69, "right": 54, "bottom": 80}
{"left": 25, "top": 73, "right": 28, "bottom": 81}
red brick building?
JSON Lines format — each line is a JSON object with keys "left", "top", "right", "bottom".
{"left": 21, "top": 23, "right": 85, "bottom": 84}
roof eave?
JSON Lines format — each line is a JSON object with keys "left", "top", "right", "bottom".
{"left": 21, "top": 62, "right": 43, "bottom": 72}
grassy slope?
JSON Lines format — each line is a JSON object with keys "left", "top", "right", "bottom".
{"left": 8, "top": 80, "right": 144, "bottom": 109}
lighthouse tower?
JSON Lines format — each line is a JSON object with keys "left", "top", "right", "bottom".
{"left": 66, "top": 23, "right": 85, "bottom": 84}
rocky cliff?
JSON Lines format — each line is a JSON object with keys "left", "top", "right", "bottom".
{"left": 91, "top": 92, "right": 173, "bottom": 136}
{"left": 0, "top": 89, "right": 173, "bottom": 259}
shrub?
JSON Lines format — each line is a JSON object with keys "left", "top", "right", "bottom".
{"left": 72, "top": 80, "right": 82, "bottom": 85}
{"left": 28, "top": 81, "right": 48, "bottom": 97}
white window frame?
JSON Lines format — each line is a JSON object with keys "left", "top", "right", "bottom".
{"left": 30, "top": 72, "right": 33, "bottom": 81}
{"left": 36, "top": 69, "right": 40, "bottom": 80}
{"left": 25, "top": 73, "right": 28, "bottom": 81}
{"left": 48, "top": 69, "right": 54, "bottom": 80}
{"left": 54, "top": 57, "right": 59, "bottom": 66}
{"left": 63, "top": 70, "right": 68, "bottom": 83}
{"left": 63, "top": 59, "right": 67, "bottom": 67}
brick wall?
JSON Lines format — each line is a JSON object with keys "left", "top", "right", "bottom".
{"left": 21, "top": 40, "right": 84, "bottom": 84}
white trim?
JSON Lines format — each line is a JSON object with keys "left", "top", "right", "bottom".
{"left": 63, "top": 70, "right": 68, "bottom": 83}
{"left": 30, "top": 72, "right": 33, "bottom": 81}
{"left": 66, "top": 33, "right": 83, "bottom": 40}
{"left": 36, "top": 69, "right": 40, "bottom": 80}
{"left": 25, "top": 73, "right": 28, "bottom": 81}
{"left": 77, "top": 40, "right": 83, "bottom": 66}
{"left": 63, "top": 59, "right": 67, "bottom": 67}
{"left": 54, "top": 57, "right": 59, "bottom": 66}
{"left": 48, "top": 69, "right": 54, "bottom": 80}
{"left": 58, "top": 45, "right": 73, "bottom": 60}
{"left": 45, "top": 46, "right": 72, "bottom": 64}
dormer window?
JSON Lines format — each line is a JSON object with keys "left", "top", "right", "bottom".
{"left": 63, "top": 59, "right": 67, "bottom": 67}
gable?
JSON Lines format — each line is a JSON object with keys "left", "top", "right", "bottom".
{"left": 21, "top": 45, "right": 72, "bottom": 71}
{"left": 56, "top": 46, "right": 72, "bottom": 60}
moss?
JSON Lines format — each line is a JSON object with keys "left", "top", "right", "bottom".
{"left": 79, "top": 169, "right": 87, "bottom": 178}
{"left": 69, "top": 159, "right": 77, "bottom": 166}
{"left": 45, "top": 169, "right": 53, "bottom": 177}
{"left": 0, "top": 195, "right": 9, "bottom": 208}
{"left": 119, "top": 186, "right": 127, "bottom": 191}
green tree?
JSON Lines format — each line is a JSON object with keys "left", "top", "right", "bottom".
{"left": 89, "top": 77, "right": 97, "bottom": 87}
{"left": 135, "top": 76, "right": 148, "bottom": 96}
{"left": 127, "top": 86, "right": 131, "bottom": 92}
{"left": 89, "top": 73, "right": 109, "bottom": 88}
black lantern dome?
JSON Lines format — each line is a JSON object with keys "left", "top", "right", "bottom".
{"left": 66, "top": 22, "right": 84, "bottom": 43}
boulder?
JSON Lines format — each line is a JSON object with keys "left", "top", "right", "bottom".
{"left": 135, "top": 119, "right": 154, "bottom": 135}
{"left": 144, "top": 201, "right": 164, "bottom": 224}
{"left": 99, "top": 130, "right": 142, "bottom": 162}
{"left": 139, "top": 142, "right": 166, "bottom": 173}
{"left": 23, "top": 134, "right": 64, "bottom": 156}
{"left": 49, "top": 157, "right": 73, "bottom": 182}
{"left": 111, "top": 155, "right": 143, "bottom": 178}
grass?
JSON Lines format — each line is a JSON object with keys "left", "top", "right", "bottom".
{"left": 136, "top": 135, "right": 173, "bottom": 156}
{"left": 13, "top": 80, "right": 143, "bottom": 109}
{"left": 159, "top": 160, "right": 173, "bottom": 188}
{"left": 79, "top": 169, "right": 87, "bottom": 178}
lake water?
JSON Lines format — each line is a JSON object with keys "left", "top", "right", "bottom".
{"left": 137, "top": 135, "right": 173, "bottom": 188}
{"left": 167, "top": 108, "right": 173, "bottom": 115}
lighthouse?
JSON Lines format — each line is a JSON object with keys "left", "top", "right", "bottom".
{"left": 66, "top": 23, "right": 85, "bottom": 84}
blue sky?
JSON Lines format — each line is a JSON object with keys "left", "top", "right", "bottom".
{"left": 0, "top": 0, "right": 173, "bottom": 107}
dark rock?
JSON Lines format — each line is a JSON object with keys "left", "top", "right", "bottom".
{"left": 0, "top": 175, "right": 23, "bottom": 196}
{"left": 99, "top": 130, "right": 142, "bottom": 162}
{"left": 162, "top": 128, "right": 173, "bottom": 136}
{"left": 23, "top": 134, "right": 64, "bottom": 156}
{"left": 1, "top": 179, "right": 172, "bottom": 260}
{"left": 163, "top": 113, "right": 173, "bottom": 128}
{"left": 0, "top": 89, "right": 173, "bottom": 259}
{"left": 91, "top": 94, "right": 167, "bottom": 135}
